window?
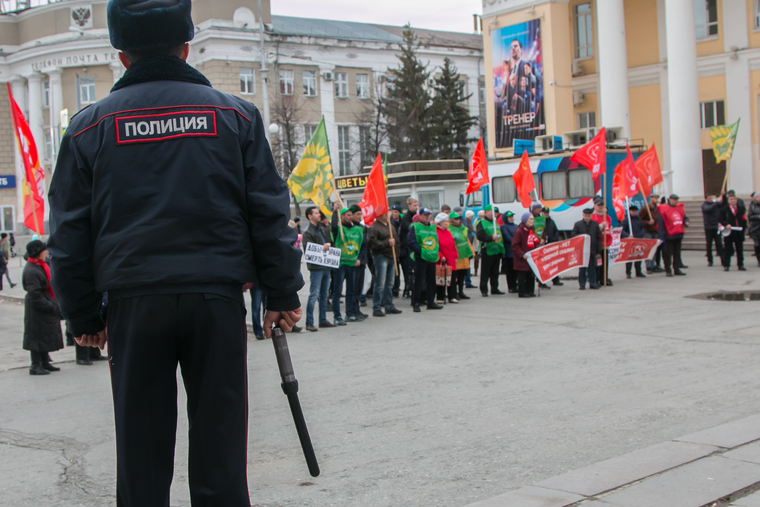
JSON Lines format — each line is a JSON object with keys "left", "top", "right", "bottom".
{"left": 356, "top": 74, "right": 369, "bottom": 99}
{"left": 79, "top": 77, "right": 96, "bottom": 105}
{"left": 694, "top": 0, "right": 718, "bottom": 39}
{"left": 359, "top": 126, "right": 373, "bottom": 168}
{"left": 338, "top": 126, "right": 351, "bottom": 175}
{"left": 542, "top": 172, "right": 567, "bottom": 200}
{"left": 577, "top": 111, "right": 596, "bottom": 130}
{"left": 335, "top": 72, "right": 348, "bottom": 98}
{"left": 303, "top": 70, "right": 317, "bottom": 97}
{"left": 493, "top": 176, "right": 516, "bottom": 203}
{"left": 42, "top": 81, "right": 50, "bottom": 108}
{"left": 756, "top": 0, "right": 760, "bottom": 29}
{"left": 279, "top": 69, "right": 294, "bottom": 95}
{"left": 43, "top": 130, "right": 52, "bottom": 160}
{"left": 575, "top": 3, "right": 593, "bottom": 59}
{"left": 239, "top": 68, "right": 255, "bottom": 95}
{"left": 0, "top": 206, "right": 13, "bottom": 232}
{"left": 479, "top": 79, "right": 486, "bottom": 108}
{"left": 467, "top": 190, "right": 483, "bottom": 207}
{"left": 418, "top": 191, "right": 441, "bottom": 211}
{"left": 700, "top": 100, "right": 725, "bottom": 129}
{"left": 303, "top": 124, "right": 317, "bottom": 142}
{"left": 568, "top": 169, "right": 594, "bottom": 199}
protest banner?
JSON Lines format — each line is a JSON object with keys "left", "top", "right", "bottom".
{"left": 525, "top": 234, "right": 590, "bottom": 284}
{"left": 611, "top": 238, "right": 662, "bottom": 264}
{"left": 607, "top": 227, "right": 623, "bottom": 264}
{"left": 304, "top": 242, "right": 341, "bottom": 268}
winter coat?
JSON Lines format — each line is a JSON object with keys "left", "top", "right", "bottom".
{"left": 543, "top": 217, "right": 560, "bottom": 243}
{"left": 641, "top": 203, "right": 659, "bottom": 234}
{"left": 622, "top": 215, "right": 645, "bottom": 239}
{"left": 571, "top": 219, "right": 602, "bottom": 256}
{"left": 302, "top": 223, "right": 331, "bottom": 271}
{"left": 22, "top": 262, "right": 64, "bottom": 353}
{"left": 500, "top": 222, "right": 519, "bottom": 258}
{"left": 511, "top": 223, "right": 538, "bottom": 272}
{"left": 702, "top": 201, "right": 723, "bottom": 230}
{"left": 368, "top": 219, "right": 400, "bottom": 259}
{"left": 436, "top": 226, "right": 459, "bottom": 268}
{"left": 748, "top": 202, "right": 760, "bottom": 239}
{"left": 720, "top": 203, "right": 747, "bottom": 239}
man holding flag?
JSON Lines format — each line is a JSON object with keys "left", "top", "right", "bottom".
{"left": 476, "top": 205, "right": 505, "bottom": 296}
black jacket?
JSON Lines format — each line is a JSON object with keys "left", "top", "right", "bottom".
{"left": 48, "top": 56, "right": 303, "bottom": 336}
{"left": 622, "top": 216, "right": 645, "bottom": 239}
{"left": 543, "top": 217, "right": 559, "bottom": 243}
{"left": 720, "top": 203, "right": 747, "bottom": 232}
{"left": 368, "top": 219, "right": 400, "bottom": 259}
{"left": 302, "top": 223, "right": 331, "bottom": 271}
{"left": 571, "top": 219, "right": 602, "bottom": 255}
{"left": 702, "top": 201, "right": 723, "bottom": 230}
{"left": 23, "top": 262, "right": 64, "bottom": 353}
{"left": 748, "top": 202, "right": 760, "bottom": 239}
{"left": 400, "top": 211, "right": 414, "bottom": 257}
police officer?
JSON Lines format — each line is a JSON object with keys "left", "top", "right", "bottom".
{"left": 47, "top": 1, "right": 304, "bottom": 505}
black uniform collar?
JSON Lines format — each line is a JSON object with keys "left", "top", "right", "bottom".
{"left": 111, "top": 55, "right": 212, "bottom": 92}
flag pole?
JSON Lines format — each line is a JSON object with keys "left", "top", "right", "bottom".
{"left": 602, "top": 172, "right": 607, "bottom": 288}
{"left": 638, "top": 179, "right": 654, "bottom": 222}
{"left": 625, "top": 197, "right": 634, "bottom": 236}
{"left": 381, "top": 153, "right": 398, "bottom": 277}
{"left": 332, "top": 189, "right": 346, "bottom": 242}
{"left": 721, "top": 158, "right": 731, "bottom": 195}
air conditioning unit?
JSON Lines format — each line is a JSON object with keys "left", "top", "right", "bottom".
{"left": 605, "top": 127, "right": 625, "bottom": 147}
{"left": 534, "top": 135, "right": 563, "bottom": 154}
{"left": 573, "top": 91, "right": 585, "bottom": 106}
{"left": 513, "top": 139, "right": 535, "bottom": 155}
{"left": 572, "top": 59, "right": 584, "bottom": 77}
{"left": 563, "top": 129, "right": 589, "bottom": 149}
{"left": 321, "top": 70, "right": 334, "bottom": 81}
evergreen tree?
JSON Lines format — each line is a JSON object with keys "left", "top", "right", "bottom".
{"left": 381, "top": 26, "right": 435, "bottom": 162}
{"left": 430, "top": 57, "right": 477, "bottom": 160}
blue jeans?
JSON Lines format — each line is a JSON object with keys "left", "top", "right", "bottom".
{"left": 579, "top": 256, "right": 598, "bottom": 288}
{"left": 372, "top": 255, "right": 396, "bottom": 312}
{"left": 333, "top": 264, "right": 356, "bottom": 320}
{"left": 249, "top": 287, "right": 265, "bottom": 335}
{"left": 306, "top": 269, "right": 331, "bottom": 326}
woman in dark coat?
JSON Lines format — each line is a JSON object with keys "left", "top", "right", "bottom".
{"left": 22, "top": 240, "right": 64, "bottom": 375}
{"left": 511, "top": 213, "right": 539, "bottom": 298}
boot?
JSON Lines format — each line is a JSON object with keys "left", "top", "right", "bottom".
{"left": 41, "top": 355, "right": 60, "bottom": 372}
{"left": 29, "top": 351, "right": 49, "bottom": 375}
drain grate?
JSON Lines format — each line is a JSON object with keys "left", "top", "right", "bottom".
{"left": 688, "top": 291, "right": 760, "bottom": 301}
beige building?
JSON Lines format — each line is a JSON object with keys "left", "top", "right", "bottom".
{"left": 0, "top": 0, "right": 484, "bottom": 232}
{"left": 482, "top": 0, "right": 760, "bottom": 200}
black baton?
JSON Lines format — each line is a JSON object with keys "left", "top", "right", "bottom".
{"left": 271, "top": 327, "right": 320, "bottom": 477}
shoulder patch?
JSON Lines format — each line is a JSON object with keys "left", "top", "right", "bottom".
{"left": 114, "top": 110, "right": 217, "bottom": 144}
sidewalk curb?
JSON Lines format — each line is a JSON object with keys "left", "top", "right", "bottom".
{"left": 0, "top": 294, "right": 24, "bottom": 304}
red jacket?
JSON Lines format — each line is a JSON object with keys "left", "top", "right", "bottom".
{"left": 511, "top": 223, "right": 538, "bottom": 271}
{"left": 437, "top": 226, "right": 459, "bottom": 268}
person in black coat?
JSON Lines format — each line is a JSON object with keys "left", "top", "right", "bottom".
{"left": 720, "top": 193, "right": 747, "bottom": 271}
{"left": 571, "top": 209, "right": 602, "bottom": 290}
{"left": 22, "top": 240, "right": 64, "bottom": 375}
{"left": 702, "top": 193, "right": 724, "bottom": 266}
{"left": 622, "top": 206, "right": 646, "bottom": 278}
{"left": 542, "top": 207, "right": 564, "bottom": 286}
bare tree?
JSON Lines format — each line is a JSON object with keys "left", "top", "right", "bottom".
{"left": 351, "top": 80, "right": 388, "bottom": 172}
{"left": 271, "top": 93, "right": 306, "bottom": 216}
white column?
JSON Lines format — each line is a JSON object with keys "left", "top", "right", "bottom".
{"left": 665, "top": 0, "right": 703, "bottom": 198}
{"left": 110, "top": 61, "right": 124, "bottom": 85}
{"left": 319, "top": 65, "right": 339, "bottom": 177}
{"left": 24, "top": 72, "right": 50, "bottom": 223}
{"left": 46, "top": 68, "right": 63, "bottom": 162}
{"left": 595, "top": 0, "right": 631, "bottom": 138}
{"left": 656, "top": 0, "right": 671, "bottom": 195}
{"left": 9, "top": 77, "right": 26, "bottom": 229}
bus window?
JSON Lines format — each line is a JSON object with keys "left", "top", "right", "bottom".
{"left": 541, "top": 172, "right": 567, "bottom": 200}
{"left": 467, "top": 190, "right": 483, "bottom": 207}
{"left": 568, "top": 168, "right": 594, "bottom": 198}
{"left": 492, "top": 176, "right": 516, "bottom": 203}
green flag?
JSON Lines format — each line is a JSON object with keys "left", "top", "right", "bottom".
{"left": 710, "top": 119, "right": 740, "bottom": 163}
{"left": 287, "top": 117, "right": 335, "bottom": 216}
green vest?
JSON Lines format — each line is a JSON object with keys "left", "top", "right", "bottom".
{"left": 449, "top": 224, "right": 473, "bottom": 259}
{"left": 333, "top": 224, "right": 363, "bottom": 266}
{"left": 412, "top": 222, "right": 439, "bottom": 263}
{"left": 481, "top": 220, "right": 505, "bottom": 256}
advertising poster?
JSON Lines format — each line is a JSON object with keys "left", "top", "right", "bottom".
{"left": 525, "top": 235, "right": 590, "bottom": 284}
{"left": 492, "top": 19, "right": 546, "bottom": 149}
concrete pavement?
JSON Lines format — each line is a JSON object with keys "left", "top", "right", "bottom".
{"left": 2, "top": 251, "right": 760, "bottom": 506}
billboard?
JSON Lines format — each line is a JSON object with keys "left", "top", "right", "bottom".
{"left": 492, "top": 19, "right": 546, "bottom": 149}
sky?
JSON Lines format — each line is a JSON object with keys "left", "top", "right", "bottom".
{"left": 271, "top": 0, "right": 484, "bottom": 34}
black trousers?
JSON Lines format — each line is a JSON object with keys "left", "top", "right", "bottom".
{"left": 663, "top": 238, "right": 683, "bottom": 272}
{"left": 626, "top": 261, "right": 643, "bottom": 276}
{"left": 412, "top": 259, "right": 436, "bottom": 307}
{"left": 502, "top": 257, "right": 517, "bottom": 291}
{"left": 517, "top": 270, "right": 535, "bottom": 296}
{"left": 479, "top": 252, "right": 501, "bottom": 294}
{"left": 108, "top": 293, "right": 249, "bottom": 507}
{"left": 453, "top": 269, "right": 468, "bottom": 296}
{"left": 705, "top": 229, "right": 724, "bottom": 264}
{"left": 722, "top": 232, "right": 744, "bottom": 268}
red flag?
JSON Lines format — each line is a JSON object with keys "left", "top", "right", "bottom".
{"left": 611, "top": 162, "right": 626, "bottom": 222}
{"left": 466, "top": 138, "right": 488, "bottom": 194}
{"left": 621, "top": 143, "right": 639, "bottom": 200}
{"left": 634, "top": 143, "right": 662, "bottom": 196}
{"left": 513, "top": 150, "right": 535, "bottom": 209}
{"left": 570, "top": 127, "right": 606, "bottom": 181}
{"left": 358, "top": 153, "right": 388, "bottom": 227}
{"left": 7, "top": 83, "right": 45, "bottom": 234}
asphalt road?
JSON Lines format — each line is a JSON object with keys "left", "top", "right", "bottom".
{"left": 1, "top": 251, "right": 760, "bottom": 507}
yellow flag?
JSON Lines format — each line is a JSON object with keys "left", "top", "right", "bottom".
{"left": 710, "top": 119, "right": 740, "bottom": 163}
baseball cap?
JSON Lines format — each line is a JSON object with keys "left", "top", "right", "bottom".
{"left": 340, "top": 208, "right": 351, "bottom": 215}
{"left": 419, "top": 207, "right": 432, "bottom": 215}
{"left": 541, "top": 206, "right": 550, "bottom": 212}
{"left": 504, "top": 211, "right": 515, "bottom": 217}
{"left": 593, "top": 195, "right": 604, "bottom": 206}
{"left": 449, "top": 211, "right": 462, "bottom": 219}
{"left": 390, "top": 205, "right": 402, "bottom": 211}
{"left": 669, "top": 194, "right": 680, "bottom": 200}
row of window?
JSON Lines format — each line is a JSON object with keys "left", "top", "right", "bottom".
{"left": 240, "top": 68, "right": 370, "bottom": 99}
{"left": 573, "top": 0, "right": 724, "bottom": 61}
{"left": 576, "top": 100, "right": 722, "bottom": 132}
{"left": 493, "top": 169, "right": 595, "bottom": 203}
{"left": 39, "top": 77, "right": 96, "bottom": 109}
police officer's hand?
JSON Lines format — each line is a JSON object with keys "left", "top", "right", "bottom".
{"left": 76, "top": 328, "right": 107, "bottom": 350}
{"left": 264, "top": 309, "right": 303, "bottom": 338}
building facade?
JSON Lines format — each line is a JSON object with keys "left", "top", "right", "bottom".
{"left": 0, "top": 0, "right": 484, "bottom": 232}
{"left": 481, "top": 0, "right": 760, "bottom": 199}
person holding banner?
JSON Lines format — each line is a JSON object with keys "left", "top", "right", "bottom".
{"left": 720, "top": 193, "right": 747, "bottom": 271}
{"left": 368, "top": 213, "right": 402, "bottom": 317}
{"left": 511, "top": 213, "right": 539, "bottom": 298}
{"left": 622, "top": 206, "right": 646, "bottom": 279}
{"left": 303, "top": 206, "right": 337, "bottom": 332}
{"left": 476, "top": 205, "right": 505, "bottom": 297}
{"left": 658, "top": 194, "right": 690, "bottom": 277}
{"left": 407, "top": 208, "right": 443, "bottom": 312}
{"left": 572, "top": 209, "right": 602, "bottom": 290}
{"left": 331, "top": 208, "right": 364, "bottom": 324}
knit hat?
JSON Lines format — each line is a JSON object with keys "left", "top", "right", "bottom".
{"left": 25, "top": 240, "right": 47, "bottom": 259}
{"left": 465, "top": 210, "right": 475, "bottom": 219}
{"left": 521, "top": 212, "right": 531, "bottom": 224}
{"left": 412, "top": 214, "right": 421, "bottom": 223}
{"left": 108, "top": 0, "right": 195, "bottom": 53}
{"left": 531, "top": 202, "right": 542, "bottom": 210}
{"left": 434, "top": 212, "right": 449, "bottom": 224}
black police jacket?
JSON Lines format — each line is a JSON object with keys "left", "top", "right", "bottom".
{"left": 48, "top": 56, "right": 304, "bottom": 336}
